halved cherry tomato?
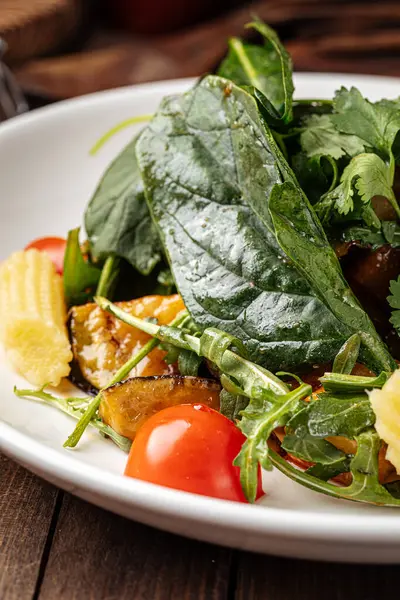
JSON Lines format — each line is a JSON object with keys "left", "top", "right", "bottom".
{"left": 125, "top": 403, "right": 264, "bottom": 503}
{"left": 25, "top": 236, "right": 67, "bottom": 275}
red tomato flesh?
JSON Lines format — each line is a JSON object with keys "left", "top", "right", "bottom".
{"left": 25, "top": 236, "right": 66, "bottom": 275}
{"left": 125, "top": 403, "right": 264, "bottom": 503}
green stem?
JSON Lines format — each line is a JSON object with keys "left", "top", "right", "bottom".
{"left": 14, "top": 387, "right": 132, "bottom": 452}
{"left": 320, "top": 370, "right": 389, "bottom": 392}
{"left": 89, "top": 115, "right": 153, "bottom": 156}
{"left": 96, "top": 297, "right": 289, "bottom": 397}
{"left": 272, "top": 132, "right": 288, "bottom": 161}
{"left": 96, "top": 256, "right": 120, "bottom": 298}
{"left": 63, "top": 310, "right": 188, "bottom": 448}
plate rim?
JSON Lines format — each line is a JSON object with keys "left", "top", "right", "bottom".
{"left": 2, "top": 72, "right": 400, "bottom": 557}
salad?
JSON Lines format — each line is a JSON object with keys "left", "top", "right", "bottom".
{"left": 2, "top": 19, "right": 400, "bottom": 506}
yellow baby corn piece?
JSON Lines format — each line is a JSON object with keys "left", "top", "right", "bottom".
{"left": 0, "top": 249, "right": 72, "bottom": 386}
{"left": 369, "top": 369, "right": 400, "bottom": 475}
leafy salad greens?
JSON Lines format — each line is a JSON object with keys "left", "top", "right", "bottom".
{"left": 17, "top": 18, "right": 400, "bottom": 507}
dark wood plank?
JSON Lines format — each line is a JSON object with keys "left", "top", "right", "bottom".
{"left": 235, "top": 552, "right": 400, "bottom": 600}
{"left": 0, "top": 454, "right": 60, "bottom": 600}
{"left": 38, "top": 494, "right": 232, "bottom": 600}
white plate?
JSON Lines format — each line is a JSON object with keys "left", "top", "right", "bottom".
{"left": 1, "top": 73, "right": 400, "bottom": 564}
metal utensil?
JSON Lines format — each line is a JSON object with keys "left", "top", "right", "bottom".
{"left": 0, "top": 39, "right": 28, "bottom": 121}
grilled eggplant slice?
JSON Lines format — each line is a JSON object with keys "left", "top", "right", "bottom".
{"left": 99, "top": 375, "right": 221, "bottom": 440}
{"left": 69, "top": 294, "right": 185, "bottom": 390}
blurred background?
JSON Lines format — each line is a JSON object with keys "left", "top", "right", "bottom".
{"left": 1, "top": 0, "right": 400, "bottom": 110}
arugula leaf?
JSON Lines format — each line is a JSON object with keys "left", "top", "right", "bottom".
{"left": 332, "top": 333, "right": 360, "bottom": 374}
{"left": 286, "top": 392, "right": 375, "bottom": 438}
{"left": 137, "top": 75, "right": 394, "bottom": 373}
{"left": 85, "top": 136, "right": 162, "bottom": 276}
{"left": 332, "top": 87, "right": 400, "bottom": 158}
{"left": 320, "top": 153, "right": 397, "bottom": 217}
{"left": 271, "top": 429, "right": 400, "bottom": 505}
{"left": 218, "top": 19, "right": 294, "bottom": 123}
{"left": 307, "top": 459, "right": 351, "bottom": 481}
{"left": 320, "top": 371, "right": 390, "bottom": 392}
{"left": 388, "top": 275, "right": 400, "bottom": 332}
{"left": 282, "top": 432, "right": 346, "bottom": 464}
{"left": 234, "top": 383, "right": 311, "bottom": 502}
{"left": 382, "top": 221, "right": 400, "bottom": 246}
{"left": 337, "top": 225, "right": 386, "bottom": 249}
{"left": 300, "top": 114, "right": 365, "bottom": 159}
{"left": 63, "top": 227, "right": 101, "bottom": 306}
{"left": 177, "top": 349, "right": 203, "bottom": 376}
{"left": 219, "top": 389, "right": 249, "bottom": 422}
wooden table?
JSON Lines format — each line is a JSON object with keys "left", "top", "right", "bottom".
{"left": 1, "top": 453, "right": 399, "bottom": 599}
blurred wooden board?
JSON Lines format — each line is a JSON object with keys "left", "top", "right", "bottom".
{"left": 0, "top": 0, "right": 82, "bottom": 64}
{"left": 12, "top": 0, "right": 400, "bottom": 102}
{"left": 0, "top": 455, "right": 60, "bottom": 600}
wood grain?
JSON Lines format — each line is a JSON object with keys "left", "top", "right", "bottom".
{"left": 38, "top": 494, "right": 232, "bottom": 600}
{"left": 0, "top": 454, "right": 59, "bottom": 600}
{"left": 235, "top": 552, "right": 400, "bottom": 600}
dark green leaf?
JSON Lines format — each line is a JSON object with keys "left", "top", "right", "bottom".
{"left": 332, "top": 333, "right": 360, "bottom": 374}
{"left": 385, "top": 480, "right": 400, "bottom": 499}
{"left": 218, "top": 19, "right": 293, "bottom": 123}
{"left": 291, "top": 152, "right": 336, "bottom": 205}
{"left": 85, "top": 136, "right": 162, "bottom": 276}
{"left": 271, "top": 429, "right": 400, "bottom": 505}
{"left": 160, "top": 342, "right": 181, "bottom": 365}
{"left": 300, "top": 114, "right": 365, "bottom": 159}
{"left": 268, "top": 181, "right": 395, "bottom": 372}
{"left": 337, "top": 225, "right": 386, "bottom": 249}
{"left": 287, "top": 392, "right": 375, "bottom": 438}
{"left": 388, "top": 275, "right": 400, "bottom": 332}
{"left": 137, "top": 76, "right": 394, "bottom": 372}
{"left": 219, "top": 389, "right": 249, "bottom": 421}
{"left": 320, "top": 371, "right": 390, "bottom": 392}
{"left": 282, "top": 432, "right": 345, "bottom": 464}
{"left": 332, "top": 87, "right": 400, "bottom": 158}
{"left": 307, "top": 458, "right": 351, "bottom": 481}
{"left": 178, "top": 349, "right": 203, "bottom": 376}
{"left": 63, "top": 227, "right": 101, "bottom": 306}
{"left": 382, "top": 221, "right": 400, "bottom": 246}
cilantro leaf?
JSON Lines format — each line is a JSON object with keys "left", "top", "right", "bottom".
{"left": 388, "top": 276, "right": 400, "bottom": 332}
{"left": 320, "top": 153, "right": 397, "bottom": 217}
{"left": 300, "top": 114, "right": 365, "bottom": 159}
{"left": 332, "top": 87, "right": 400, "bottom": 158}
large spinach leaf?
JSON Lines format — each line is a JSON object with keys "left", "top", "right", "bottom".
{"left": 85, "top": 136, "right": 162, "bottom": 276}
{"left": 218, "top": 20, "right": 294, "bottom": 124}
{"left": 137, "top": 75, "right": 394, "bottom": 372}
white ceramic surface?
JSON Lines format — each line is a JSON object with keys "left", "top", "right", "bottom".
{"left": 1, "top": 74, "right": 400, "bottom": 564}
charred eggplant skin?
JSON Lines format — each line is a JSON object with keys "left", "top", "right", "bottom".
{"left": 99, "top": 375, "right": 221, "bottom": 440}
{"left": 68, "top": 295, "right": 185, "bottom": 390}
